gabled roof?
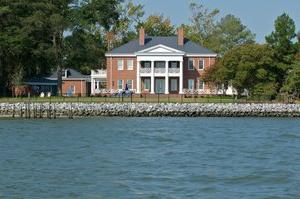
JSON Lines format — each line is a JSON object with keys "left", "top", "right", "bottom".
{"left": 107, "top": 36, "right": 216, "bottom": 55}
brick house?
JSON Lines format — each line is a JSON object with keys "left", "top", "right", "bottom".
{"left": 104, "top": 28, "right": 217, "bottom": 95}
{"left": 26, "top": 68, "right": 90, "bottom": 96}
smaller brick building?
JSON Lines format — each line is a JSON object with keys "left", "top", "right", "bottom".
{"left": 26, "top": 68, "right": 90, "bottom": 96}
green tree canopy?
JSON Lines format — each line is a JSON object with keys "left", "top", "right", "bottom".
{"left": 186, "top": 2, "right": 255, "bottom": 55}
{"left": 204, "top": 44, "right": 277, "bottom": 97}
{"left": 209, "top": 14, "right": 255, "bottom": 55}
{"left": 141, "top": 14, "right": 175, "bottom": 36}
{"left": 281, "top": 61, "right": 300, "bottom": 98}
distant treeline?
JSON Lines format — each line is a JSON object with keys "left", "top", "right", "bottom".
{"left": 0, "top": 1, "right": 299, "bottom": 98}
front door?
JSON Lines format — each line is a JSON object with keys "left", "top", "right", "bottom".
{"left": 155, "top": 79, "right": 165, "bottom": 94}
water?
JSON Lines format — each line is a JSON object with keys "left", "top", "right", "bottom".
{"left": 0, "top": 118, "right": 300, "bottom": 199}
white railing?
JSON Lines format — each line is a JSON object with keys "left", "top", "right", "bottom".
{"left": 183, "top": 89, "right": 209, "bottom": 95}
{"left": 91, "top": 69, "right": 107, "bottom": 77}
{"left": 169, "top": 68, "right": 180, "bottom": 74}
{"left": 140, "top": 68, "right": 151, "bottom": 74}
{"left": 154, "top": 68, "right": 166, "bottom": 73}
{"left": 140, "top": 67, "right": 179, "bottom": 74}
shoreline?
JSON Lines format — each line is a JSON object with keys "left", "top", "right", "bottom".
{"left": 0, "top": 102, "right": 300, "bottom": 118}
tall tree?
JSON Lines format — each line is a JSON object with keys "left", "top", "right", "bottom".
{"left": 281, "top": 61, "right": 300, "bottom": 98}
{"left": 186, "top": 2, "right": 255, "bottom": 55}
{"left": 112, "top": 0, "right": 144, "bottom": 44}
{"left": 266, "top": 13, "right": 297, "bottom": 87}
{"left": 187, "top": 1, "right": 219, "bottom": 46}
{"left": 209, "top": 14, "right": 255, "bottom": 55}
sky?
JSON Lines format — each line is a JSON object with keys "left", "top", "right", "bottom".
{"left": 133, "top": 0, "right": 300, "bottom": 43}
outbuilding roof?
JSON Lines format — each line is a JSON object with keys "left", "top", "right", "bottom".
{"left": 108, "top": 36, "right": 216, "bottom": 55}
{"left": 49, "top": 68, "right": 89, "bottom": 79}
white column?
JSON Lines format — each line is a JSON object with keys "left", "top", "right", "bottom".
{"left": 136, "top": 61, "right": 141, "bottom": 93}
{"left": 165, "top": 61, "right": 169, "bottom": 94}
{"left": 151, "top": 61, "right": 155, "bottom": 94}
{"left": 179, "top": 61, "right": 183, "bottom": 94}
{"left": 91, "top": 78, "right": 95, "bottom": 95}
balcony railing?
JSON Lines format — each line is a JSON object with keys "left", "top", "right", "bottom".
{"left": 140, "top": 67, "right": 180, "bottom": 74}
{"left": 169, "top": 68, "right": 180, "bottom": 74}
{"left": 140, "top": 68, "right": 151, "bottom": 74}
{"left": 154, "top": 68, "right": 166, "bottom": 73}
{"left": 91, "top": 69, "right": 107, "bottom": 77}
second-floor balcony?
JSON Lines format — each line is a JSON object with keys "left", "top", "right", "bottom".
{"left": 140, "top": 61, "right": 180, "bottom": 75}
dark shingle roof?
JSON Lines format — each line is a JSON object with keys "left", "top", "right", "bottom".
{"left": 49, "top": 68, "right": 89, "bottom": 79}
{"left": 108, "top": 36, "right": 216, "bottom": 54}
{"left": 25, "top": 77, "right": 57, "bottom": 85}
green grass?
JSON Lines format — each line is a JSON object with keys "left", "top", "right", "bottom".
{"left": 0, "top": 95, "right": 296, "bottom": 104}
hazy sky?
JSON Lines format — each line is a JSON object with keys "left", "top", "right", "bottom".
{"left": 133, "top": 0, "right": 300, "bottom": 43}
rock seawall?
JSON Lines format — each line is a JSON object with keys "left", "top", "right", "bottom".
{"left": 0, "top": 103, "right": 300, "bottom": 118}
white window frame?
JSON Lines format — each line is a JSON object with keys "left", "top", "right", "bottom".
{"left": 188, "top": 79, "right": 194, "bottom": 90}
{"left": 144, "top": 79, "right": 151, "bottom": 90}
{"left": 170, "top": 79, "right": 178, "bottom": 91}
{"left": 126, "top": 79, "right": 133, "bottom": 90}
{"left": 199, "top": 59, "right": 205, "bottom": 70}
{"left": 117, "top": 60, "right": 124, "bottom": 70}
{"left": 71, "top": 85, "right": 76, "bottom": 94}
{"left": 188, "top": 59, "right": 194, "bottom": 70}
{"left": 127, "top": 60, "right": 133, "bottom": 70}
{"left": 117, "top": 80, "right": 123, "bottom": 90}
{"left": 198, "top": 79, "right": 205, "bottom": 90}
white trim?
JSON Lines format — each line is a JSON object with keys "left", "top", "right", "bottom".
{"left": 106, "top": 53, "right": 217, "bottom": 57}
{"left": 186, "top": 54, "right": 217, "bottom": 57}
{"left": 62, "top": 78, "right": 89, "bottom": 81}
{"left": 197, "top": 78, "right": 205, "bottom": 90}
{"left": 117, "top": 79, "right": 123, "bottom": 90}
{"left": 117, "top": 59, "right": 124, "bottom": 70}
{"left": 137, "top": 44, "right": 185, "bottom": 54}
{"left": 188, "top": 79, "right": 195, "bottom": 90}
{"left": 126, "top": 79, "right": 133, "bottom": 90}
{"left": 198, "top": 59, "right": 205, "bottom": 70}
{"left": 127, "top": 60, "right": 134, "bottom": 70}
{"left": 188, "top": 58, "right": 195, "bottom": 70}
{"left": 105, "top": 53, "right": 136, "bottom": 57}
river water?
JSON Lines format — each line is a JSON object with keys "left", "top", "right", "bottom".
{"left": 0, "top": 118, "right": 299, "bottom": 198}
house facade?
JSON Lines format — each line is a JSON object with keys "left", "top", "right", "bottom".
{"left": 105, "top": 28, "right": 217, "bottom": 94}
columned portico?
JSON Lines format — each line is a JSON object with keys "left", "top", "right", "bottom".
{"left": 136, "top": 52, "right": 183, "bottom": 94}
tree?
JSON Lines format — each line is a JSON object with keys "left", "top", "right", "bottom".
{"left": 204, "top": 44, "right": 277, "bottom": 97}
{"left": 141, "top": 14, "right": 175, "bottom": 36}
{"left": 104, "top": 0, "right": 144, "bottom": 50}
{"left": 64, "top": 0, "right": 121, "bottom": 71}
{"left": 209, "top": 14, "right": 255, "bottom": 55}
{"left": 0, "top": 0, "right": 122, "bottom": 95}
{"left": 187, "top": 1, "right": 219, "bottom": 46}
{"left": 186, "top": 2, "right": 255, "bottom": 55}
{"left": 266, "top": 13, "right": 297, "bottom": 86}
{"left": 281, "top": 61, "right": 300, "bottom": 98}
{"left": 0, "top": 1, "right": 57, "bottom": 94}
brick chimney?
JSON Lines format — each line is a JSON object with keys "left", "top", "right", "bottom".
{"left": 177, "top": 27, "right": 184, "bottom": 46}
{"left": 139, "top": 27, "right": 145, "bottom": 46}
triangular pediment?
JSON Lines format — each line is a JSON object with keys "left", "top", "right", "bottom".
{"left": 136, "top": 44, "right": 185, "bottom": 54}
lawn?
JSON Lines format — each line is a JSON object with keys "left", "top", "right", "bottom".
{"left": 0, "top": 95, "right": 295, "bottom": 104}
